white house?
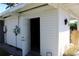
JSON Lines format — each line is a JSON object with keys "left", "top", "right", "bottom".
{"left": 0, "top": 3, "right": 79, "bottom": 56}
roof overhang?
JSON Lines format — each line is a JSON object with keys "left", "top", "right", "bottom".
{"left": 0, "top": 4, "right": 27, "bottom": 17}
{"left": 0, "top": 3, "right": 49, "bottom": 18}
{"left": 1, "top": 3, "right": 79, "bottom": 20}
{"left": 49, "top": 3, "right": 79, "bottom": 20}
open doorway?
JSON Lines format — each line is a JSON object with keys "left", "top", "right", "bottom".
{"left": 0, "top": 20, "right": 4, "bottom": 43}
{"left": 30, "top": 17, "right": 40, "bottom": 55}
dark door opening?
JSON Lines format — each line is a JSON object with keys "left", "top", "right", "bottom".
{"left": 0, "top": 20, "right": 4, "bottom": 43}
{"left": 30, "top": 17, "right": 40, "bottom": 54}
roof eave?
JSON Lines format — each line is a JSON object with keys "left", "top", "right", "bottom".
{"left": 0, "top": 4, "right": 27, "bottom": 17}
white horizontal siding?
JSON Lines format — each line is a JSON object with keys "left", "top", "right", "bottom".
{"left": 40, "top": 10, "right": 58, "bottom": 56}
{"left": 21, "top": 6, "right": 58, "bottom": 56}
{"left": 4, "top": 5, "right": 59, "bottom": 56}
{"left": 5, "top": 16, "right": 18, "bottom": 47}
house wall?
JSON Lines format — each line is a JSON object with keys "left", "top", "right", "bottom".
{"left": 58, "top": 9, "right": 70, "bottom": 56}
{"left": 18, "top": 16, "right": 30, "bottom": 55}
{"left": 21, "top": 5, "right": 58, "bottom": 56}
{"left": 4, "top": 5, "right": 59, "bottom": 56}
{"left": 4, "top": 5, "right": 71, "bottom": 56}
{"left": 5, "top": 15, "right": 18, "bottom": 47}
{"left": 4, "top": 14, "right": 30, "bottom": 55}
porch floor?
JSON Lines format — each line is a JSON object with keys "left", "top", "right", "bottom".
{"left": 0, "top": 43, "right": 22, "bottom": 56}
{"left": 26, "top": 50, "right": 41, "bottom": 56}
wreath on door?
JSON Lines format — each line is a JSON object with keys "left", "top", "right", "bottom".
{"left": 13, "top": 25, "right": 20, "bottom": 36}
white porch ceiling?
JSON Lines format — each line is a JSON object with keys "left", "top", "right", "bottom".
{"left": 1, "top": 3, "right": 79, "bottom": 20}
{"left": 49, "top": 3, "right": 79, "bottom": 20}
